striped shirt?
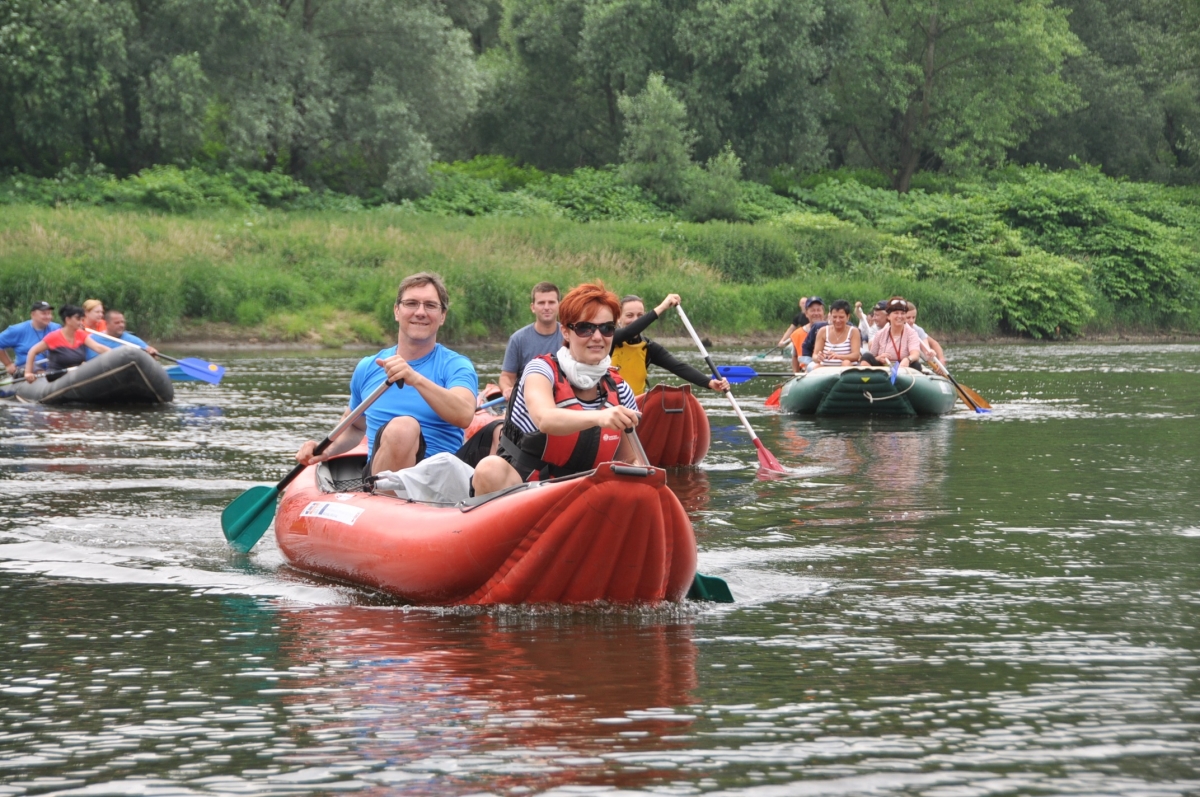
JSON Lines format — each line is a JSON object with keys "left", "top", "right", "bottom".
{"left": 509, "top": 358, "right": 638, "bottom": 435}
{"left": 818, "top": 325, "right": 857, "bottom": 365}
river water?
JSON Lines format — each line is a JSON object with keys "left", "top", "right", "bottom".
{"left": 0, "top": 343, "right": 1197, "bottom": 796}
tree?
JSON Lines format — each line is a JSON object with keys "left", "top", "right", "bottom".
{"left": 831, "top": 0, "right": 1082, "bottom": 192}
{"left": 618, "top": 74, "right": 695, "bottom": 203}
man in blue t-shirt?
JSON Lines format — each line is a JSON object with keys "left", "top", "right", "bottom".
{"left": 86, "top": 309, "right": 160, "bottom": 360}
{"left": 499, "top": 281, "right": 562, "bottom": 400}
{"left": 295, "top": 273, "right": 478, "bottom": 475}
{"left": 0, "top": 301, "right": 61, "bottom": 376}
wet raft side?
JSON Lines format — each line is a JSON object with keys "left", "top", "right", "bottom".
{"left": 12, "top": 346, "right": 174, "bottom": 405}
{"left": 275, "top": 452, "right": 698, "bottom": 606}
{"left": 635, "top": 384, "right": 710, "bottom": 467}
{"left": 779, "top": 366, "right": 957, "bottom": 416}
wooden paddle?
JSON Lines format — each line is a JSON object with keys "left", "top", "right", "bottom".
{"left": 919, "top": 344, "right": 991, "bottom": 412}
{"left": 221, "top": 378, "right": 399, "bottom": 552}
{"left": 88, "top": 330, "right": 225, "bottom": 385}
{"left": 675, "top": 306, "right": 787, "bottom": 474}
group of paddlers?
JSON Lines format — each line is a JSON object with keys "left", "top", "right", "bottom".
{"left": 291, "top": 274, "right": 733, "bottom": 501}
{"left": 0, "top": 300, "right": 158, "bottom": 382}
{"left": 776, "top": 295, "right": 947, "bottom": 374}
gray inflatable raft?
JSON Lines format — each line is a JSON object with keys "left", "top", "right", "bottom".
{"left": 11, "top": 346, "right": 174, "bottom": 405}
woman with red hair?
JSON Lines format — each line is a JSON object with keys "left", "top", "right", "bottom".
{"left": 472, "top": 282, "right": 644, "bottom": 495}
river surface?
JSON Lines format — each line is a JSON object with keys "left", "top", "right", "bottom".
{"left": 0, "top": 343, "right": 1197, "bottom": 796}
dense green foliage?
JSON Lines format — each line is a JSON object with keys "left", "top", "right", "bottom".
{"left": 4, "top": 0, "right": 1197, "bottom": 192}
{"left": 2, "top": 0, "right": 1199, "bottom": 340}
{"left": 2, "top": 163, "right": 1198, "bottom": 340}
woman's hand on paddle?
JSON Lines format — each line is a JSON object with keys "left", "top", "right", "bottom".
{"left": 654, "top": 294, "right": 681, "bottom": 315}
{"left": 596, "top": 405, "right": 640, "bottom": 431}
{"left": 708, "top": 377, "right": 730, "bottom": 392}
{"left": 295, "top": 440, "right": 327, "bottom": 466}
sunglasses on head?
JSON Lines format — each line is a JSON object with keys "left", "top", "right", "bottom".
{"left": 567, "top": 321, "right": 616, "bottom": 338}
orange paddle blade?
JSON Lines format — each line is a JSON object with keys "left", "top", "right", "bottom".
{"left": 765, "top": 386, "right": 782, "bottom": 408}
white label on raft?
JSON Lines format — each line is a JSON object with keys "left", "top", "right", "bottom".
{"left": 300, "top": 501, "right": 364, "bottom": 526}
{"left": 939, "top": 382, "right": 952, "bottom": 394}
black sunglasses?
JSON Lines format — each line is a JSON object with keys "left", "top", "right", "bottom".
{"left": 567, "top": 321, "right": 616, "bottom": 338}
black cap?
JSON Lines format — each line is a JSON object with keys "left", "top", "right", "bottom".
{"left": 873, "top": 300, "right": 888, "bottom": 311}
{"left": 30, "top": 301, "right": 52, "bottom": 312}
{"left": 804, "top": 296, "right": 824, "bottom": 309}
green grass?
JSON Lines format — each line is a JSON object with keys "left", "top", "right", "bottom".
{"left": 0, "top": 205, "right": 996, "bottom": 344}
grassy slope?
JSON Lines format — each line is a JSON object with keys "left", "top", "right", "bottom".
{"left": 0, "top": 205, "right": 997, "bottom": 345}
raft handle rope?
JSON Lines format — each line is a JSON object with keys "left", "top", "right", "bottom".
{"left": 863, "top": 373, "right": 917, "bottom": 403}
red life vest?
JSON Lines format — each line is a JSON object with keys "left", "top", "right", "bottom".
{"left": 499, "top": 353, "right": 625, "bottom": 481}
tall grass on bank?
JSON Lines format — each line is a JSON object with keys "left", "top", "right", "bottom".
{"left": 0, "top": 206, "right": 995, "bottom": 344}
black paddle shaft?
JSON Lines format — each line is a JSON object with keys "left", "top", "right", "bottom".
{"left": 278, "top": 378, "right": 404, "bottom": 492}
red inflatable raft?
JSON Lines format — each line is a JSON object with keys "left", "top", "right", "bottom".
{"left": 274, "top": 445, "right": 697, "bottom": 605}
{"left": 635, "top": 384, "right": 711, "bottom": 467}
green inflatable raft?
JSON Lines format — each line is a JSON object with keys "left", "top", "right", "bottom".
{"left": 778, "top": 366, "right": 958, "bottom": 417}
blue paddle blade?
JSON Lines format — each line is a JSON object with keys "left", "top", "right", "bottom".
{"left": 716, "top": 365, "right": 757, "bottom": 385}
{"left": 175, "top": 357, "right": 225, "bottom": 385}
{"left": 889, "top": 362, "right": 899, "bottom": 384}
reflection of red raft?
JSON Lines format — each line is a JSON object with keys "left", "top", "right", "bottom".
{"left": 275, "top": 446, "right": 697, "bottom": 605}
{"left": 635, "top": 384, "right": 710, "bottom": 467}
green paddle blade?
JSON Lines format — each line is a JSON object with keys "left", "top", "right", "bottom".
{"left": 221, "top": 485, "right": 280, "bottom": 552}
{"left": 688, "top": 572, "right": 735, "bottom": 603}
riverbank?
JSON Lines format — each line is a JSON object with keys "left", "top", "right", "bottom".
{"left": 2, "top": 180, "right": 1197, "bottom": 346}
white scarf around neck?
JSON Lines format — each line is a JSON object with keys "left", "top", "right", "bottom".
{"left": 555, "top": 346, "right": 611, "bottom": 390}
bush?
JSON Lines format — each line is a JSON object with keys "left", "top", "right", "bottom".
{"left": 618, "top": 74, "right": 695, "bottom": 205}
{"left": 660, "top": 222, "right": 798, "bottom": 283}
{"left": 430, "top": 156, "right": 545, "bottom": 191}
{"left": 981, "top": 249, "right": 1094, "bottom": 338}
{"left": 524, "top": 168, "right": 667, "bottom": 222}
{"left": 684, "top": 145, "right": 744, "bottom": 223}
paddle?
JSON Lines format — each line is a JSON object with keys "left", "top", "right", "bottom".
{"left": 625, "top": 426, "right": 734, "bottom": 603}
{"left": 675, "top": 306, "right": 787, "bottom": 474}
{"left": 765, "top": 386, "right": 782, "bottom": 408}
{"left": 919, "top": 343, "right": 991, "bottom": 413}
{"left": 479, "top": 396, "right": 506, "bottom": 410}
{"left": 221, "top": 378, "right": 399, "bottom": 552}
{"left": 716, "top": 365, "right": 796, "bottom": 385}
{"left": 88, "top": 330, "right": 225, "bottom": 385}
{"left": 754, "top": 345, "right": 783, "bottom": 360}
{"left": 889, "top": 361, "right": 900, "bottom": 385}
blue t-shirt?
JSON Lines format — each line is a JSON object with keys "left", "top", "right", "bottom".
{"left": 349, "top": 344, "right": 478, "bottom": 458}
{"left": 501, "top": 323, "right": 562, "bottom": 375}
{"left": 87, "top": 330, "right": 149, "bottom": 360}
{"left": 0, "top": 320, "right": 61, "bottom": 365}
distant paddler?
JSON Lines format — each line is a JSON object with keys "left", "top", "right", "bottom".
{"left": 0, "top": 301, "right": 61, "bottom": 377}
{"left": 91, "top": 309, "right": 159, "bottom": 358}
{"left": 24, "top": 305, "right": 112, "bottom": 382}
{"left": 610, "top": 293, "right": 728, "bottom": 395}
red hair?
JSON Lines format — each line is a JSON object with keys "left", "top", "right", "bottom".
{"left": 558, "top": 282, "right": 620, "bottom": 327}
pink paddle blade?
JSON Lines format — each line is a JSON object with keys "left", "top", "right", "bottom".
{"left": 754, "top": 438, "right": 787, "bottom": 473}
{"left": 765, "top": 386, "right": 782, "bottom": 408}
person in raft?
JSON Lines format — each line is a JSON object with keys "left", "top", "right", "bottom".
{"left": 775, "top": 295, "right": 819, "bottom": 350}
{"left": 809, "top": 300, "right": 862, "bottom": 368}
{"left": 0, "top": 301, "right": 61, "bottom": 376}
{"left": 862, "top": 298, "right": 923, "bottom": 370}
{"left": 89, "top": 309, "right": 159, "bottom": 357}
{"left": 24, "top": 305, "right": 113, "bottom": 382}
{"left": 471, "top": 282, "right": 645, "bottom": 495}
{"left": 789, "top": 297, "right": 828, "bottom": 372}
{"left": 499, "top": 282, "right": 562, "bottom": 401}
{"left": 610, "top": 293, "right": 729, "bottom": 395}
{"left": 294, "top": 272, "right": 478, "bottom": 476}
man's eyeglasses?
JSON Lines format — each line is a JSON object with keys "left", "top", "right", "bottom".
{"left": 567, "top": 321, "right": 616, "bottom": 338}
{"left": 398, "top": 299, "right": 445, "bottom": 313}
